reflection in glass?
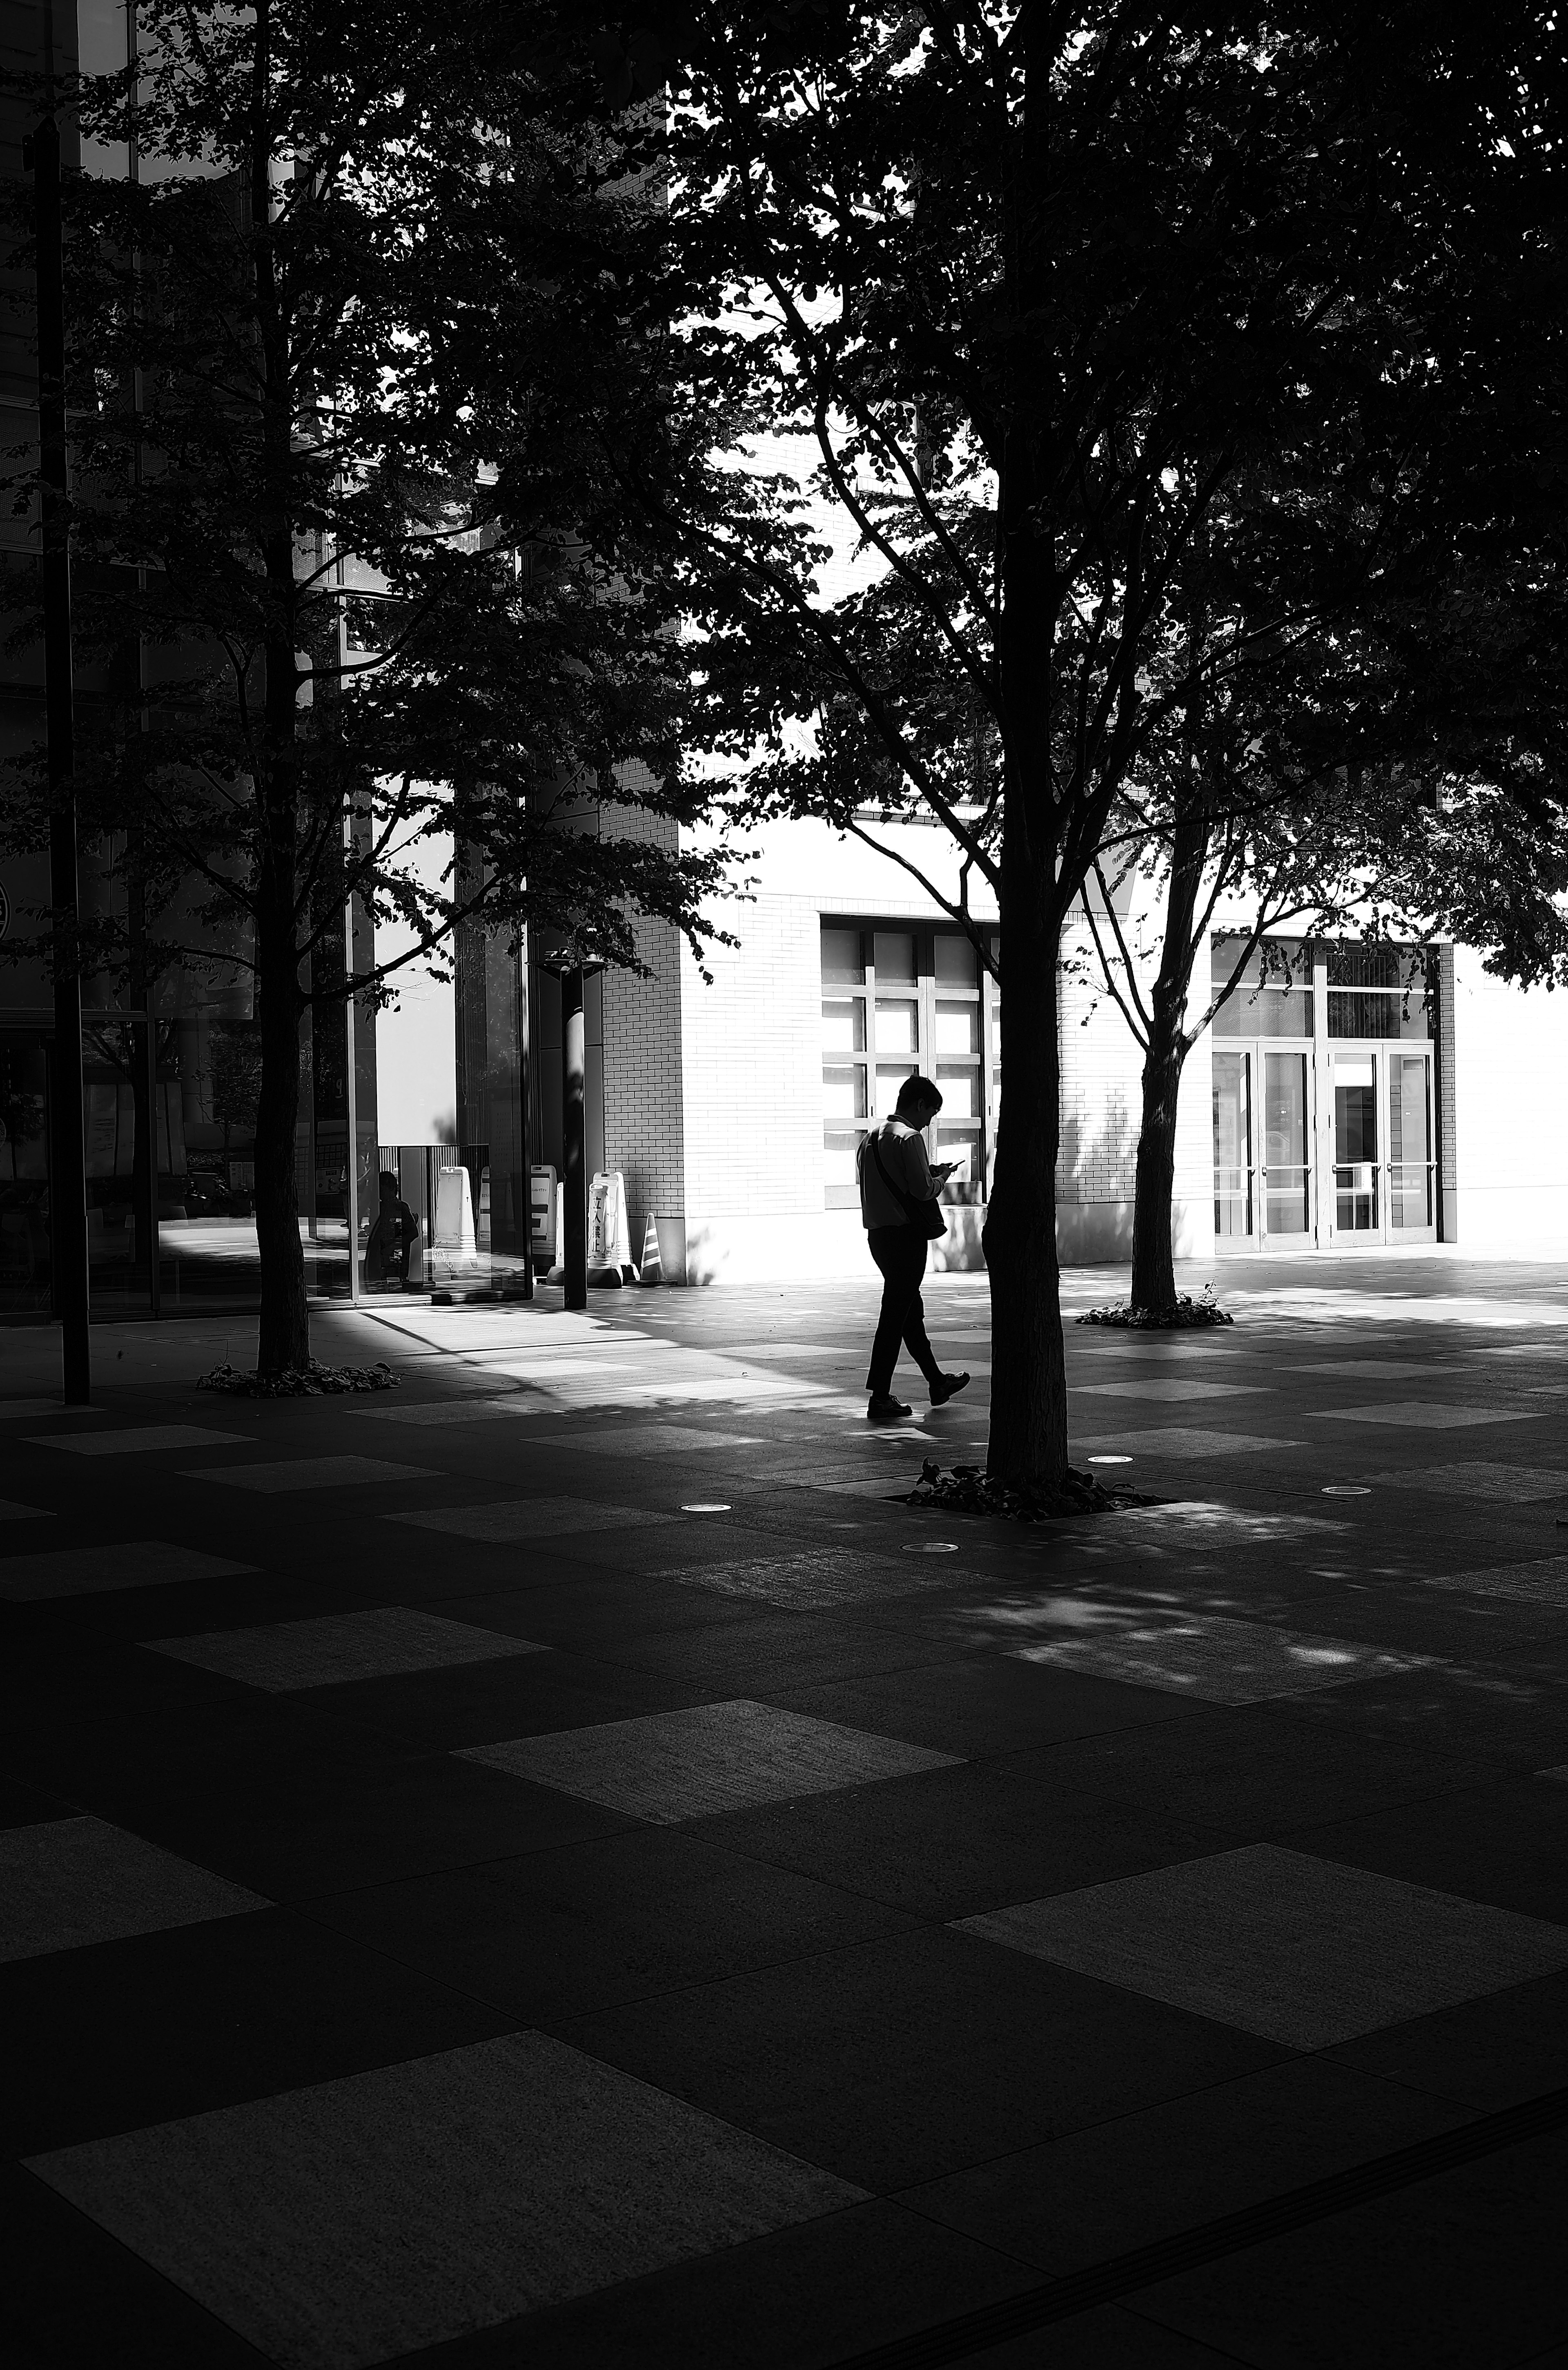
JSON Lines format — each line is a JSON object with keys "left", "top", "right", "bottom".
{"left": 821, "top": 929, "right": 864, "bottom": 986}
{"left": 935, "top": 1001, "right": 980, "bottom": 1057}
{"left": 1212, "top": 1050, "right": 1253, "bottom": 1239}
{"left": 1264, "top": 1051, "right": 1311, "bottom": 1234}
{"left": 875, "top": 998, "right": 919, "bottom": 1055}
{"left": 934, "top": 1065, "right": 979, "bottom": 1118}
{"left": 1334, "top": 1054, "right": 1379, "bottom": 1232}
{"left": 822, "top": 1065, "right": 868, "bottom": 1120}
{"left": 1390, "top": 1054, "right": 1432, "bottom": 1229}
{"left": 934, "top": 935, "right": 978, "bottom": 987}
{"left": 876, "top": 1062, "right": 917, "bottom": 1107}
{"left": 821, "top": 999, "right": 865, "bottom": 1054}
{"left": 873, "top": 931, "right": 918, "bottom": 985}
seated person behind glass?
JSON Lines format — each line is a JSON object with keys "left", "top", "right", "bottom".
{"left": 364, "top": 1172, "right": 419, "bottom": 1287}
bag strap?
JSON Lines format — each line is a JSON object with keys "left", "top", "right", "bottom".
{"left": 870, "top": 1127, "right": 924, "bottom": 1219}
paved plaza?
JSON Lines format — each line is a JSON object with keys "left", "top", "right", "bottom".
{"left": 3, "top": 1252, "right": 1568, "bottom": 2367}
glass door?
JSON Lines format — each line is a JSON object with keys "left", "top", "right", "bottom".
{"left": 1212, "top": 1050, "right": 1254, "bottom": 1247}
{"left": 1262, "top": 1050, "right": 1313, "bottom": 1243}
{"left": 1332, "top": 1052, "right": 1382, "bottom": 1240}
{"left": 1388, "top": 1049, "right": 1437, "bottom": 1239}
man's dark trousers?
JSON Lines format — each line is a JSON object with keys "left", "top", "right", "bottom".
{"left": 866, "top": 1224, "right": 943, "bottom": 1397}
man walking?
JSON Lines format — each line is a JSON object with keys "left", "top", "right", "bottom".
{"left": 856, "top": 1074, "right": 971, "bottom": 1422}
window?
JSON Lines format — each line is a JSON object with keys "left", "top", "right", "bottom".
{"left": 1325, "top": 945, "right": 1431, "bottom": 1041}
{"left": 821, "top": 922, "right": 998, "bottom": 1208}
{"left": 1211, "top": 938, "right": 1314, "bottom": 1039}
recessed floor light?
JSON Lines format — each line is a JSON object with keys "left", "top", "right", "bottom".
{"left": 681, "top": 1502, "right": 731, "bottom": 1513}
{"left": 1087, "top": 1454, "right": 1133, "bottom": 1464}
{"left": 1321, "top": 1485, "right": 1371, "bottom": 1497}
{"left": 905, "top": 1540, "right": 959, "bottom": 1553}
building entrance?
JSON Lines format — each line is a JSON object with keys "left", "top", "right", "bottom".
{"left": 1211, "top": 940, "right": 1439, "bottom": 1254}
{"left": 1327, "top": 1045, "right": 1436, "bottom": 1244}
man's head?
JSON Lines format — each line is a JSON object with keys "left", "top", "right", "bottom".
{"left": 378, "top": 1171, "right": 399, "bottom": 1203}
{"left": 895, "top": 1073, "right": 943, "bottom": 1130}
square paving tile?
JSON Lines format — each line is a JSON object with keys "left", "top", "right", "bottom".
{"left": 1011, "top": 1613, "right": 1430, "bottom": 1704}
{"left": 0, "top": 1815, "right": 267, "bottom": 1961}
{"left": 145, "top": 1608, "right": 549, "bottom": 1692}
{"left": 1366, "top": 1463, "right": 1568, "bottom": 1500}
{"left": 350, "top": 1397, "right": 534, "bottom": 1426}
{"left": 185, "top": 1457, "right": 433, "bottom": 1492}
{"left": 0, "top": 1398, "right": 75, "bottom": 1420}
{"left": 543, "top": 1426, "right": 765, "bottom": 1458}
{"left": 0, "top": 1499, "right": 51, "bottom": 1522}
{"left": 387, "top": 1497, "right": 675, "bottom": 1543}
{"left": 24, "top": 2031, "right": 863, "bottom": 2369}
{"left": 1426, "top": 1558, "right": 1568, "bottom": 1605}
{"left": 458, "top": 1699, "right": 961, "bottom": 1822}
{"left": 1308, "top": 1402, "right": 1534, "bottom": 1429}
{"left": 956, "top": 1844, "right": 1568, "bottom": 2048}
{"left": 1071, "top": 1381, "right": 1268, "bottom": 1403}
{"left": 28, "top": 1425, "right": 253, "bottom": 1456}
{"left": 0, "top": 1542, "right": 258, "bottom": 1602}
{"left": 661, "top": 1552, "right": 945, "bottom": 1612}
{"left": 1070, "top": 1430, "right": 1304, "bottom": 1459}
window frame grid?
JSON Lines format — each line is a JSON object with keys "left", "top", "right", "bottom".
{"left": 821, "top": 920, "right": 996, "bottom": 1211}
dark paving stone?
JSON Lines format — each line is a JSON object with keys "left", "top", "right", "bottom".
{"left": 1293, "top": 1668, "right": 1568, "bottom": 1775}
{"left": 0, "top": 1907, "right": 511, "bottom": 2154}
{"left": 0, "top": 1772, "right": 77, "bottom": 1829}
{"left": 305, "top": 1646, "right": 701, "bottom": 1751}
{"left": 1289, "top": 1777, "right": 1568, "bottom": 1920}
{"left": 48, "top": 1698, "right": 633, "bottom": 1898}
{"left": 1123, "top": 2128, "right": 1568, "bottom": 2369}
{"left": 305, "top": 1827, "right": 920, "bottom": 2022}
{"left": 1015, "top": 1701, "right": 1480, "bottom": 1847}
{"left": 1328, "top": 1967, "right": 1568, "bottom": 2111}
{"left": 681, "top": 1748, "right": 1225, "bottom": 1922}
{"left": 392, "top": 2199, "right": 1035, "bottom": 2370}
{"left": 1, "top": 2163, "right": 274, "bottom": 2369}
{"left": 942, "top": 2308, "right": 1255, "bottom": 2368}
{"left": 559, "top": 1926, "right": 1282, "bottom": 2193}
{"left": 761, "top": 1654, "right": 1205, "bottom": 1760}
{"left": 899, "top": 2054, "right": 1467, "bottom": 2276}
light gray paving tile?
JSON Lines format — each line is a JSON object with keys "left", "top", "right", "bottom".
{"left": 349, "top": 1398, "right": 533, "bottom": 1426}
{"left": 1539, "top": 1765, "right": 1568, "bottom": 1784}
{"left": 28, "top": 1424, "right": 253, "bottom": 1456}
{"left": 386, "top": 1497, "right": 673, "bottom": 1543}
{"left": 956, "top": 1845, "right": 1568, "bottom": 2049}
{"left": 146, "top": 1608, "right": 548, "bottom": 1692}
{"left": 718, "top": 1343, "right": 845, "bottom": 1360}
{"left": 1072, "top": 1380, "right": 1269, "bottom": 1403}
{"left": 459, "top": 1699, "right": 961, "bottom": 1822}
{"left": 187, "top": 1457, "right": 433, "bottom": 1492}
{"left": 1111, "top": 1501, "right": 1347, "bottom": 1540}
{"left": 24, "top": 2031, "right": 862, "bottom": 2370}
{"left": 0, "top": 1816, "right": 267, "bottom": 1961}
{"left": 1426, "top": 1558, "right": 1568, "bottom": 1605}
{"left": 1308, "top": 1401, "right": 1535, "bottom": 1430}
{"left": 662, "top": 1552, "right": 946, "bottom": 1612}
{"left": 541, "top": 1426, "right": 764, "bottom": 1459}
{"left": 1366, "top": 1462, "right": 1568, "bottom": 1500}
{"left": 0, "top": 1499, "right": 51, "bottom": 1522}
{"left": 1011, "top": 1613, "right": 1429, "bottom": 1704}
{"left": 1285, "top": 1360, "right": 1461, "bottom": 1379}
{"left": 1071, "top": 1429, "right": 1304, "bottom": 1459}
{"left": 0, "top": 1542, "right": 257, "bottom": 1602}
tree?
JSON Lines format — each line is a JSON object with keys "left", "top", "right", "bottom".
{"left": 529, "top": 0, "right": 1474, "bottom": 1494}
{"left": 1, "top": 0, "right": 727, "bottom": 1369}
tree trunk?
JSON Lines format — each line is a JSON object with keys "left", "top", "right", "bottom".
{"left": 1128, "top": 796, "right": 1209, "bottom": 1312}
{"left": 1129, "top": 1022, "right": 1187, "bottom": 1312}
{"left": 252, "top": 887, "right": 308, "bottom": 1371}
{"left": 983, "top": 887, "right": 1068, "bottom": 1496}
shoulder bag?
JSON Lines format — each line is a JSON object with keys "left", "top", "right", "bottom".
{"left": 870, "top": 1129, "right": 947, "bottom": 1240}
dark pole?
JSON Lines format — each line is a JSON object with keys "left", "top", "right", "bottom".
{"left": 517, "top": 925, "right": 533, "bottom": 1299}
{"left": 561, "top": 962, "right": 586, "bottom": 1310}
{"left": 31, "top": 97, "right": 90, "bottom": 1404}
